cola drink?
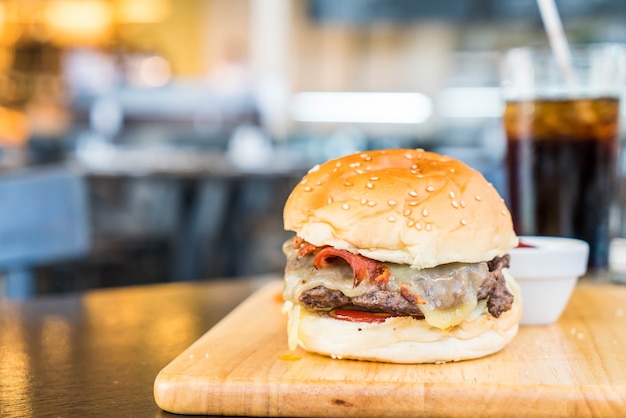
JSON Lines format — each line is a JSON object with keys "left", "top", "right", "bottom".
{"left": 504, "top": 97, "right": 621, "bottom": 270}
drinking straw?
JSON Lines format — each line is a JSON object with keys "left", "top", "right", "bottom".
{"left": 536, "top": 0, "right": 577, "bottom": 90}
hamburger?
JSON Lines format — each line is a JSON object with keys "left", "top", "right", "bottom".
{"left": 281, "top": 148, "right": 521, "bottom": 363}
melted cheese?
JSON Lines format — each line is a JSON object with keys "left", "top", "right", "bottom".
{"left": 282, "top": 240, "right": 490, "bottom": 330}
{"left": 283, "top": 301, "right": 300, "bottom": 351}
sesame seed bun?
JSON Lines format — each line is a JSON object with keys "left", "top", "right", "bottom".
{"left": 283, "top": 149, "right": 518, "bottom": 268}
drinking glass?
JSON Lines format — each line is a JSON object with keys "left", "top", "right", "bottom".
{"left": 501, "top": 44, "right": 626, "bottom": 272}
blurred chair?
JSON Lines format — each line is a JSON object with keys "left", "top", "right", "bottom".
{"left": 0, "top": 166, "right": 90, "bottom": 298}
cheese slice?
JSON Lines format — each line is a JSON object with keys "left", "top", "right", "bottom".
{"left": 282, "top": 241, "right": 491, "bottom": 330}
{"left": 282, "top": 301, "right": 300, "bottom": 351}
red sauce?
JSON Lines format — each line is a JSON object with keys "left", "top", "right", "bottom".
{"left": 329, "top": 309, "right": 394, "bottom": 323}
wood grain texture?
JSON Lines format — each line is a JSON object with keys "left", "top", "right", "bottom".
{"left": 154, "top": 280, "right": 626, "bottom": 417}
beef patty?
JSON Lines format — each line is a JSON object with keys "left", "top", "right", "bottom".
{"left": 299, "top": 255, "right": 513, "bottom": 319}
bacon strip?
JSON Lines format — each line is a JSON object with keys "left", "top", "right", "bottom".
{"left": 292, "top": 236, "right": 322, "bottom": 257}
{"left": 400, "top": 286, "right": 426, "bottom": 305}
{"left": 313, "top": 247, "right": 390, "bottom": 289}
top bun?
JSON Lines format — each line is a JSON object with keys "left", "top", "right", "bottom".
{"left": 284, "top": 149, "right": 518, "bottom": 268}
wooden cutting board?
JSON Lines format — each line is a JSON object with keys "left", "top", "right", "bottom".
{"left": 154, "top": 280, "right": 626, "bottom": 417}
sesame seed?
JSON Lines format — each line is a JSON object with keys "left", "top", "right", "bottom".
{"left": 501, "top": 210, "right": 508, "bottom": 215}
{"left": 360, "top": 198, "right": 367, "bottom": 205}
{"left": 425, "top": 223, "right": 432, "bottom": 231}
{"left": 388, "top": 200, "right": 397, "bottom": 206}
{"left": 449, "top": 191, "right": 455, "bottom": 199}
{"left": 332, "top": 168, "right": 338, "bottom": 173}
{"left": 461, "top": 200, "right": 467, "bottom": 208}
{"left": 410, "top": 170, "right": 418, "bottom": 174}
{"left": 366, "top": 183, "right": 374, "bottom": 189}
{"left": 409, "top": 201, "right": 418, "bottom": 206}
{"left": 355, "top": 169, "right": 364, "bottom": 174}
{"left": 364, "top": 156, "right": 372, "bottom": 162}
{"left": 336, "top": 162, "right": 342, "bottom": 167}
{"left": 404, "top": 209, "right": 411, "bottom": 216}
{"left": 415, "top": 223, "right": 422, "bottom": 231}
{"left": 308, "top": 164, "right": 320, "bottom": 173}
{"left": 388, "top": 216, "right": 396, "bottom": 223}
{"left": 422, "top": 208, "right": 429, "bottom": 217}
{"left": 370, "top": 176, "right": 379, "bottom": 181}
{"left": 426, "top": 186, "right": 435, "bottom": 192}
{"left": 451, "top": 201, "right": 459, "bottom": 208}
{"left": 344, "top": 181, "right": 353, "bottom": 187}
{"left": 368, "top": 201, "right": 377, "bottom": 207}
{"left": 342, "top": 203, "right": 350, "bottom": 210}
{"left": 349, "top": 162, "right": 361, "bottom": 168}
{"left": 409, "top": 191, "right": 418, "bottom": 197}
{"left": 475, "top": 195, "right": 482, "bottom": 201}
{"left": 315, "top": 181, "right": 322, "bottom": 186}
{"left": 404, "top": 152, "right": 413, "bottom": 159}
{"left": 411, "top": 164, "right": 418, "bottom": 170}
{"left": 460, "top": 219, "right": 468, "bottom": 226}
{"left": 360, "top": 153, "right": 368, "bottom": 158}
{"left": 416, "top": 148, "right": 425, "bottom": 152}
{"left": 304, "top": 186, "right": 312, "bottom": 192}
{"left": 300, "top": 178, "right": 308, "bottom": 185}
{"left": 449, "top": 168, "right": 456, "bottom": 173}
{"left": 328, "top": 197, "right": 333, "bottom": 204}
{"left": 408, "top": 220, "right": 415, "bottom": 227}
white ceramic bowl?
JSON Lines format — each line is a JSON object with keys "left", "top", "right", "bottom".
{"left": 507, "top": 236, "right": 589, "bottom": 326}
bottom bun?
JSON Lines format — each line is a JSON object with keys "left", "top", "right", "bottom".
{"left": 288, "top": 273, "right": 522, "bottom": 364}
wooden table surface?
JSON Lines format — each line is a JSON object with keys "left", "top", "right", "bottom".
{"left": 1, "top": 274, "right": 625, "bottom": 417}
{"left": 0, "top": 275, "right": 274, "bottom": 418}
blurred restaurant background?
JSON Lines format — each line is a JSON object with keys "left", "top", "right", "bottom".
{"left": 0, "top": 0, "right": 625, "bottom": 297}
